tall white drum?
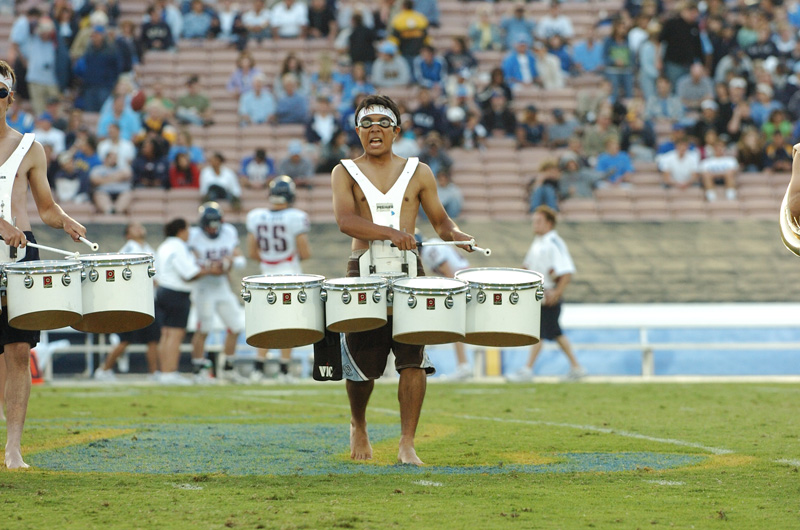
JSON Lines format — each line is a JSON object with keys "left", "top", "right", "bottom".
{"left": 4, "top": 260, "right": 84, "bottom": 330}
{"left": 322, "top": 277, "right": 388, "bottom": 333}
{"left": 391, "top": 277, "right": 468, "bottom": 345}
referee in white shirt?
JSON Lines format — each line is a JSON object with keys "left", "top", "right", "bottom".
{"left": 507, "top": 205, "right": 586, "bottom": 382}
{"left": 154, "top": 218, "right": 223, "bottom": 384}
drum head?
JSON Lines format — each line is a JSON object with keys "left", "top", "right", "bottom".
{"left": 392, "top": 277, "right": 468, "bottom": 294}
{"left": 242, "top": 274, "right": 324, "bottom": 289}
{"left": 79, "top": 253, "right": 153, "bottom": 266}
{"left": 10, "top": 310, "right": 82, "bottom": 331}
{"left": 245, "top": 328, "right": 324, "bottom": 349}
{"left": 72, "top": 311, "right": 154, "bottom": 333}
{"left": 456, "top": 268, "right": 542, "bottom": 288}
{"left": 323, "top": 277, "right": 387, "bottom": 289}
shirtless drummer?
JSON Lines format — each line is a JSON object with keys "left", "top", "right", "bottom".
{"left": 331, "top": 94, "right": 474, "bottom": 465}
{"left": 0, "top": 60, "right": 86, "bottom": 469}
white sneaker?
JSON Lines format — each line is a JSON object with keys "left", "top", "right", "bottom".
{"left": 193, "top": 369, "right": 215, "bottom": 385}
{"left": 705, "top": 189, "right": 717, "bottom": 202}
{"left": 157, "top": 372, "right": 192, "bottom": 386}
{"left": 450, "top": 364, "right": 472, "bottom": 381}
{"left": 565, "top": 366, "right": 587, "bottom": 381}
{"left": 726, "top": 188, "right": 737, "bottom": 200}
{"left": 220, "top": 368, "right": 248, "bottom": 384}
{"left": 147, "top": 371, "right": 162, "bottom": 383}
{"left": 506, "top": 367, "right": 534, "bottom": 383}
{"left": 248, "top": 370, "right": 266, "bottom": 384}
{"left": 93, "top": 367, "right": 117, "bottom": 382}
{"left": 276, "top": 373, "right": 296, "bottom": 384}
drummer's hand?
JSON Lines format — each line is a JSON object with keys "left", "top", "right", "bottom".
{"left": 63, "top": 217, "right": 86, "bottom": 242}
{"left": 0, "top": 222, "right": 26, "bottom": 248}
{"left": 391, "top": 230, "right": 418, "bottom": 251}
{"left": 451, "top": 230, "right": 475, "bottom": 252}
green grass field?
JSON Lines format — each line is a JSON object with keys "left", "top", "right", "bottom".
{"left": 2, "top": 381, "right": 799, "bottom": 529}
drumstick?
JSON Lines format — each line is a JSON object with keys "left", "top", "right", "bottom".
{"left": 79, "top": 236, "right": 99, "bottom": 251}
{"left": 470, "top": 245, "right": 492, "bottom": 257}
{"left": 25, "top": 241, "right": 80, "bottom": 258}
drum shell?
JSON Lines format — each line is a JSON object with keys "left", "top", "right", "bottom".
{"left": 72, "top": 254, "right": 156, "bottom": 333}
{"left": 391, "top": 277, "right": 468, "bottom": 345}
{"left": 5, "top": 260, "right": 83, "bottom": 330}
{"left": 456, "top": 268, "right": 543, "bottom": 347}
{"left": 242, "top": 274, "right": 325, "bottom": 349}
{"left": 323, "top": 277, "right": 387, "bottom": 333}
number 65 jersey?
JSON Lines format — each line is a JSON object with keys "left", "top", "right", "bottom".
{"left": 246, "top": 206, "right": 310, "bottom": 275}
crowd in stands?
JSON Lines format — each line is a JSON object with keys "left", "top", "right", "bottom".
{"left": 5, "top": 0, "right": 800, "bottom": 219}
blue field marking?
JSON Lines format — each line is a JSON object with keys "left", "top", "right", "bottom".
{"left": 30, "top": 423, "right": 706, "bottom": 475}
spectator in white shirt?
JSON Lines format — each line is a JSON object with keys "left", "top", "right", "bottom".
{"left": 656, "top": 137, "right": 700, "bottom": 190}
{"left": 271, "top": 0, "right": 308, "bottom": 39}
{"left": 97, "top": 123, "right": 136, "bottom": 170}
{"left": 200, "top": 151, "right": 242, "bottom": 210}
{"left": 33, "top": 113, "right": 66, "bottom": 156}
{"left": 535, "top": 0, "right": 574, "bottom": 42}
{"left": 698, "top": 138, "right": 738, "bottom": 201}
{"left": 242, "top": 0, "right": 271, "bottom": 43}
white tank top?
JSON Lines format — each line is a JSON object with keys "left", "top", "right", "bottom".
{"left": 0, "top": 133, "right": 35, "bottom": 262}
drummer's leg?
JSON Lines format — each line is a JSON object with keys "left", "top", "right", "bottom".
{"left": 0, "top": 355, "right": 5, "bottom": 421}
{"left": 3, "top": 342, "right": 31, "bottom": 468}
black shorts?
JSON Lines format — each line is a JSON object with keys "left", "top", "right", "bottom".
{"left": 117, "top": 313, "right": 161, "bottom": 343}
{"left": 342, "top": 254, "right": 434, "bottom": 380}
{"left": 540, "top": 301, "right": 563, "bottom": 342}
{"left": 155, "top": 287, "right": 192, "bottom": 329}
{"left": 0, "top": 231, "right": 42, "bottom": 350}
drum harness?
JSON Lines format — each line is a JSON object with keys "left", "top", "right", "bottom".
{"left": 0, "top": 133, "right": 34, "bottom": 265}
{"left": 341, "top": 157, "right": 420, "bottom": 278}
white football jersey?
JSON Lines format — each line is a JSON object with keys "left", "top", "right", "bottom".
{"left": 188, "top": 223, "right": 240, "bottom": 289}
{"left": 420, "top": 238, "right": 470, "bottom": 277}
{"left": 246, "top": 207, "right": 309, "bottom": 272}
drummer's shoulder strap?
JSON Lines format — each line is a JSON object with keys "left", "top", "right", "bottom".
{"left": 0, "top": 133, "right": 35, "bottom": 222}
{"left": 340, "top": 156, "right": 419, "bottom": 204}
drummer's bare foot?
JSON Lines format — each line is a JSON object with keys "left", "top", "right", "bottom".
{"left": 350, "top": 423, "right": 372, "bottom": 461}
{"left": 4, "top": 447, "right": 29, "bottom": 469}
{"left": 398, "top": 438, "right": 423, "bottom": 466}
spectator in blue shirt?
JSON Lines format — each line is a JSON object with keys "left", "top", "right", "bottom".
{"left": 238, "top": 73, "right": 277, "bottom": 125}
{"left": 572, "top": 27, "right": 605, "bottom": 75}
{"left": 97, "top": 94, "right": 142, "bottom": 141}
{"left": 274, "top": 73, "right": 310, "bottom": 124}
{"left": 168, "top": 129, "right": 206, "bottom": 165}
{"left": 412, "top": 45, "right": 447, "bottom": 89}
{"left": 501, "top": 37, "right": 538, "bottom": 87}
{"left": 750, "top": 83, "right": 782, "bottom": 128}
{"left": 500, "top": 3, "right": 535, "bottom": 49}
{"left": 182, "top": 0, "right": 215, "bottom": 39}
{"left": 595, "top": 137, "right": 634, "bottom": 187}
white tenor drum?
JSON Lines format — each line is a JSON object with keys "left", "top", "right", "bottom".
{"left": 4, "top": 260, "right": 83, "bottom": 330}
{"left": 455, "top": 268, "right": 544, "bottom": 347}
{"left": 322, "top": 277, "right": 388, "bottom": 333}
{"left": 72, "top": 253, "right": 156, "bottom": 333}
{"left": 391, "top": 277, "right": 469, "bottom": 345}
{"left": 241, "top": 274, "right": 325, "bottom": 349}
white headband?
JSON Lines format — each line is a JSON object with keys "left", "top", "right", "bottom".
{"left": 0, "top": 75, "right": 13, "bottom": 90}
{"left": 356, "top": 105, "right": 397, "bottom": 127}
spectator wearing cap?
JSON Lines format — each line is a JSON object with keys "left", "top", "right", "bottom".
{"left": 274, "top": 73, "right": 309, "bottom": 124}
{"left": 468, "top": 4, "right": 503, "bottom": 52}
{"left": 73, "top": 24, "right": 123, "bottom": 112}
{"left": 501, "top": 37, "right": 538, "bottom": 87}
{"left": 183, "top": 0, "right": 215, "bottom": 39}
{"left": 24, "top": 16, "right": 59, "bottom": 116}
{"left": 535, "top": 1, "right": 574, "bottom": 42}
{"left": 372, "top": 40, "right": 412, "bottom": 88}
{"left": 305, "top": 95, "right": 339, "bottom": 145}
{"left": 603, "top": 17, "right": 634, "bottom": 102}
{"left": 657, "top": 1, "right": 703, "bottom": 88}
{"left": 533, "top": 41, "right": 564, "bottom": 89}
{"left": 750, "top": 83, "right": 782, "bottom": 127}
{"left": 277, "top": 140, "right": 314, "bottom": 187}
{"left": 595, "top": 137, "right": 634, "bottom": 188}
{"left": 33, "top": 112, "right": 67, "bottom": 156}
{"left": 572, "top": 26, "right": 605, "bottom": 76}
{"left": 516, "top": 105, "right": 546, "bottom": 149}
{"left": 698, "top": 138, "right": 738, "bottom": 201}
{"left": 270, "top": 0, "right": 309, "bottom": 39}
{"left": 675, "top": 63, "right": 714, "bottom": 113}
{"left": 500, "top": 2, "right": 535, "bottom": 50}
{"left": 410, "top": 87, "right": 447, "bottom": 138}
{"left": 239, "top": 148, "right": 275, "bottom": 190}
{"left": 388, "top": 0, "right": 431, "bottom": 62}
{"left": 547, "top": 109, "right": 578, "bottom": 148}
{"left": 176, "top": 75, "right": 214, "bottom": 127}
{"left": 644, "top": 76, "right": 685, "bottom": 122}
{"left": 242, "top": 0, "right": 272, "bottom": 44}
{"left": 413, "top": 45, "right": 447, "bottom": 89}
{"left": 238, "top": 73, "right": 277, "bottom": 126}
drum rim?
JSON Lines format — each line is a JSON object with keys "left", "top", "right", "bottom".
{"left": 392, "top": 277, "right": 469, "bottom": 296}
{"left": 4, "top": 259, "right": 83, "bottom": 274}
{"left": 455, "top": 267, "right": 543, "bottom": 289}
{"left": 322, "top": 277, "right": 388, "bottom": 290}
{"left": 78, "top": 252, "right": 154, "bottom": 266}
{"left": 242, "top": 273, "right": 325, "bottom": 290}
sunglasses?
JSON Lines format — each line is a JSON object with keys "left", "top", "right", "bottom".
{"left": 358, "top": 117, "right": 395, "bottom": 129}
{"left": 0, "top": 88, "right": 9, "bottom": 99}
